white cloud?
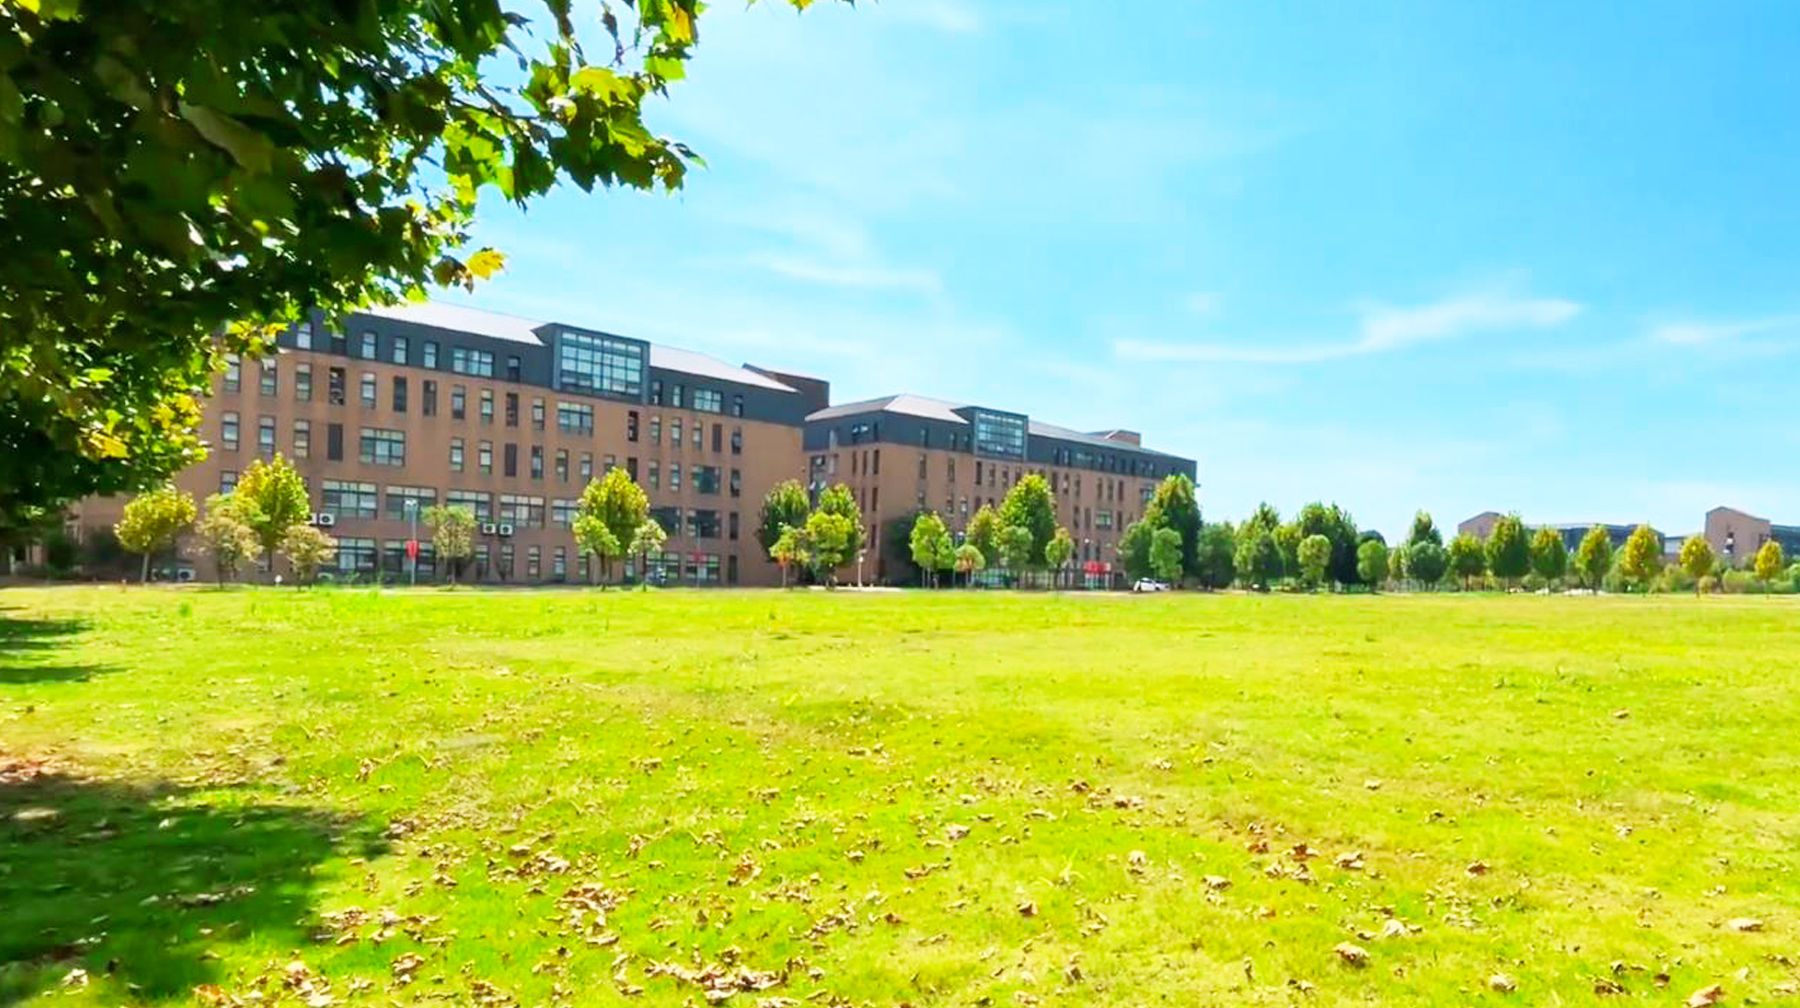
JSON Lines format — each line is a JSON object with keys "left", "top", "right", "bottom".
{"left": 1112, "top": 290, "right": 1582, "bottom": 365}
{"left": 1649, "top": 314, "right": 1800, "bottom": 346}
{"left": 747, "top": 253, "right": 942, "bottom": 295}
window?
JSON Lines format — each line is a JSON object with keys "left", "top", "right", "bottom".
{"left": 670, "top": 384, "right": 685, "bottom": 409}
{"left": 478, "top": 441, "right": 492, "bottom": 475}
{"left": 447, "top": 490, "right": 491, "bottom": 523}
{"left": 919, "top": 453, "right": 927, "bottom": 480}
{"left": 359, "top": 331, "right": 377, "bottom": 359}
{"left": 479, "top": 389, "right": 494, "bottom": 424}
{"left": 579, "top": 452, "right": 593, "bottom": 482}
{"left": 649, "top": 379, "right": 663, "bottom": 405}
{"left": 947, "top": 457, "right": 956, "bottom": 483}
{"left": 390, "top": 336, "right": 408, "bottom": 365}
{"left": 385, "top": 486, "right": 436, "bottom": 521}
{"left": 670, "top": 417, "right": 683, "bottom": 448}
{"left": 475, "top": 544, "right": 491, "bottom": 579}
{"left": 222, "top": 354, "right": 241, "bottom": 393}
{"left": 503, "top": 443, "right": 517, "bottom": 478}
{"left": 505, "top": 392, "right": 518, "bottom": 427}
{"left": 531, "top": 398, "right": 545, "bottom": 431}
{"left": 692, "top": 422, "right": 702, "bottom": 449}
{"left": 557, "top": 402, "right": 594, "bottom": 434}
{"left": 626, "top": 456, "right": 638, "bottom": 481}
{"left": 728, "top": 511, "right": 740, "bottom": 541}
{"left": 650, "top": 506, "right": 680, "bottom": 537}
{"left": 422, "top": 380, "right": 437, "bottom": 417}
{"left": 627, "top": 410, "right": 640, "bottom": 442}
{"left": 555, "top": 449, "right": 569, "bottom": 482}
{"left": 360, "top": 372, "right": 376, "bottom": 408}
{"left": 711, "top": 423, "right": 722, "bottom": 453}
{"left": 557, "top": 330, "right": 644, "bottom": 397}
{"left": 295, "top": 322, "right": 313, "bottom": 350}
{"left": 668, "top": 463, "right": 682, "bottom": 492}
{"left": 258, "top": 416, "right": 275, "bottom": 456}
{"left": 221, "top": 411, "right": 240, "bottom": 450}
{"left": 526, "top": 545, "right": 540, "bottom": 579}
{"left": 219, "top": 470, "right": 238, "bottom": 494}
{"left": 322, "top": 480, "right": 378, "bottom": 519}
{"left": 450, "top": 438, "right": 464, "bottom": 473}
{"left": 327, "top": 422, "right": 344, "bottom": 461}
{"left": 293, "top": 419, "right": 310, "bottom": 458}
{"left": 648, "top": 461, "right": 660, "bottom": 490}
{"left": 506, "top": 355, "right": 522, "bottom": 382}
{"left": 1096, "top": 510, "right": 1114, "bottom": 530}
{"left": 329, "top": 329, "right": 347, "bottom": 355}
{"left": 972, "top": 413, "right": 1027, "bottom": 458}
{"left": 451, "top": 386, "right": 466, "bottom": 419}
{"left": 689, "top": 509, "right": 720, "bottom": 540}
{"left": 498, "top": 494, "right": 545, "bottom": 527}
{"left": 359, "top": 428, "right": 406, "bottom": 466}
{"left": 553, "top": 547, "right": 567, "bottom": 580}
{"left": 695, "top": 389, "right": 723, "bottom": 413}
{"left": 259, "top": 360, "right": 277, "bottom": 396}
{"left": 498, "top": 543, "right": 514, "bottom": 579}
{"left": 551, "top": 499, "right": 578, "bottom": 527}
{"left": 392, "top": 376, "right": 408, "bottom": 413}
{"left": 649, "top": 416, "right": 661, "bottom": 445}
{"left": 335, "top": 538, "right": 377, "bottom": 576}
{"left": 732, "top": 394, "right": 744, "bottom": 418}
{"left": 423, "top": 340, "right": 439, "bottom": 369}
{"left": 694, "top": 466, "right": 721, "bottom": 495}
{"left": 729, "top": 468, "right": 741, "bottom": 499}
{"left": 730, "top": 428, "right": 742, "bottom": 455}
{"left": 529, "top": 446, "right": 543, "bottom": 480}
{"left": 327, "top": 367, "right": 346, "bottom": 405}
{"left": 687, "top": 552, "right": 721, "bottom": 584}
{"left": 450, "top": 346, "right": 494, "bottom": 377}
{"left": 295, "top": 363, "right": 312, "bottom": 402}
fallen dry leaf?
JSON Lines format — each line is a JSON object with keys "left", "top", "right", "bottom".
{"left": 1488, "top": 973, "right": 1517, "bottom": 992}
{"left": 1466, "top": 861, "right": 1490, "bottom": 876}
{"left": 1686, "top": 984, "right": 1724, "bottom": 1008}
{"left": 1726, "top": 917, "right": 1764, "bottom": 932}
{"left": 1333, "top": 943, "right": 1369, "bottom": 968}
{"left": 1203, "top": 875, "right": 1232, "bottom": 891}
{"left": 1334, "top": 851, "right": 1365, "bottom": 871}
{"left": 1016, "top": 900, "right": 1038, "bottom": 918}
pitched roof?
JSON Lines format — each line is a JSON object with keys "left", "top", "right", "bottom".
{"left": 360, "top": 301, "right": 794, "bottom": 391}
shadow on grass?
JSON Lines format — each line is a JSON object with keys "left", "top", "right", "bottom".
{"left": 0, "top": 610, "right": 116, "bottom": 685}
{"left": 0, "top": 763, "right": 387, "bottom": 1005}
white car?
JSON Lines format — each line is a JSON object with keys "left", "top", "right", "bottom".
{"left": 1133, "top": 578, "right": 1169, "bottom": 592}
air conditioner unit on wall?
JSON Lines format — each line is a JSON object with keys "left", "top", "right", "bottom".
{"left": 316, "top": 513, "right": 336, "bottom": 527}
{"left": 481, "top": 523, "right": 498, "bottom": 534}
{"left": 497, "top": 523, "right": 515, "bottom": 537}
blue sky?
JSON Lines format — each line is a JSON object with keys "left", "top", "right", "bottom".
{"left": 443, "top": 0, "right": 1800, "bottom": 540}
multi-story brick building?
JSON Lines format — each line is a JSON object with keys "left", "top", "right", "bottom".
{"left": 802, "top": 394, "right": 1198, "bottom": 585}
{"left": 73, "top": 302, "right": 826, "bottom": 585}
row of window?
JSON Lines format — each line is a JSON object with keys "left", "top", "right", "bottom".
{"left": 826, "top": 417, "right": 1179, "bottom": 479}
{"left": 326, "top": 536, "right": 738, "bottom": 585}
{"left": 299, "top": 480, "right": 742, "bottom": 541}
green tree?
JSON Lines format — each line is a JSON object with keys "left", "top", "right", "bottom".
{"left": 114, "top": 484, "right": 196, "bottom": 583}
{"left": 804, "top": 510, "right": 854, "bottom": 586}
{"left": 1485, "top": 514, "right": 1532, "bottom": 588}
{"left": 1407, "top": 541, "right": 1449, "bottom": 589}
{"left": 966, "top": 504, "right": 1003, "bottom": 568}
{"left": 1755, "top": 540, "right": 1786, "bottom": 585}
{"left": 233, "top": 454, "right": 310, "bottom": 571}
{"left": 1141, "top": 474, "right": 1202, "bottom": 578}
{"left": 755, "top": 479, "right": 811, "bottom": 555}
{"left": 815, "top": 483, "right": 865, "bottom": 568}
{"left": 1448, "top": 534, "right": 1487, "bottom": 589}
{"left": 1118, "top": 520, "right": 1154, "bottom": 581}
{"left": 195, "top": 493, "right": 259, "bottom": 586}
{"left": 770, "top": 526, "right": 808, "bottom": 589}
{"left": 1574, "top": 526, "right": 1614, "bottom": 590}
{"left": 932, "top": 534, "right": 958, "bottom": 586}
{"left": 1679, "top": 535, "right": 1716, "bottom": 595}
{"left": 1273, "top": 522, "right": 1303, "bottom": 583}
{"left": 1237, "top": 530, "right": 1283, "bottom": 591}
{"left": 1149, "top": 527, "right": 1183, "bottom": 584}
{"left": 575, "top": 468, "right": 649, "bottom": 583}
{"left": 1297, "top": 534, "right": 1332, "bottom": 590}
{"left": 954, "top": 543, "right": 985, "bottom": 588}
{"left": 1044, "top": 526, "right": 1076, "bottom": 588}
{"left": 423, "top": 504, "right": 476, "bottom": 585}
{"left": 1618, "top": 524, "right": 1662, "bottom": 590}
{"left": 0, "top": 0, "right": 827, "bottom": 534}
{"left": 628, "top": 520, "right": 668, "bottom": 590}
{"left": 280, "top": 525, "right": 336, "bottom": 586}
{"left": 1529, "top": 527, "right": 1568, "bottom": 587}
{"left": 1294, "top": 501, "right": 1361, "bottom": 587}
{"left": 1194, "top": 522, "right": 1237, "bottom": 590}
{"left": 998, "top": 474, "right": 1057, "bottom": 569}
{"left": 909, "top": 512, "right": 952, "bottom": 589}
{"left": 1406, "top": 510, "right": 1444, "bottom": 548}
{"left": 998, "top": 525, "right": 1034, "bottom": 582}
{"left": 1356, "top": 539, "right": 1389, "bottom": 588}
{"left": 1389, "top": 538, "right": 1411, "bottom": 582}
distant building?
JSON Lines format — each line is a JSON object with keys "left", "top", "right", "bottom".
{"left": 1457, "top": 513, "right": 1656, "bottom": 554}
{"left": 1705, "top": 507, "right": 1800, "bottom": 567}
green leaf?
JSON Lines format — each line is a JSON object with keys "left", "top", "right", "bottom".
{"left": 178, "top": 103, "right": 275, "bottom": 174}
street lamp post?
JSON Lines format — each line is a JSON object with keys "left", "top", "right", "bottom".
{"left": 407, "top": 501, "right": 418, "bottom": 587}
{"left": 857, "top": 549, "right": 866, "bottom": 588}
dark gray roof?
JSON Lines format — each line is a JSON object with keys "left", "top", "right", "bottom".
{"left": 806, "top": 393, "right": 1188, "bottom": 459}
{"left": 362, "top": 301, "right": 795, "bottom": 391}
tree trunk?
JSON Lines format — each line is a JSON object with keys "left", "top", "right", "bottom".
{"left": 140, "top": 552, "right": 150, "bottom": 584}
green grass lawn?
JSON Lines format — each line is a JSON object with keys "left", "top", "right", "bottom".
{"left": 3, "top": 587, "right": 1799, "bottom": 1007}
